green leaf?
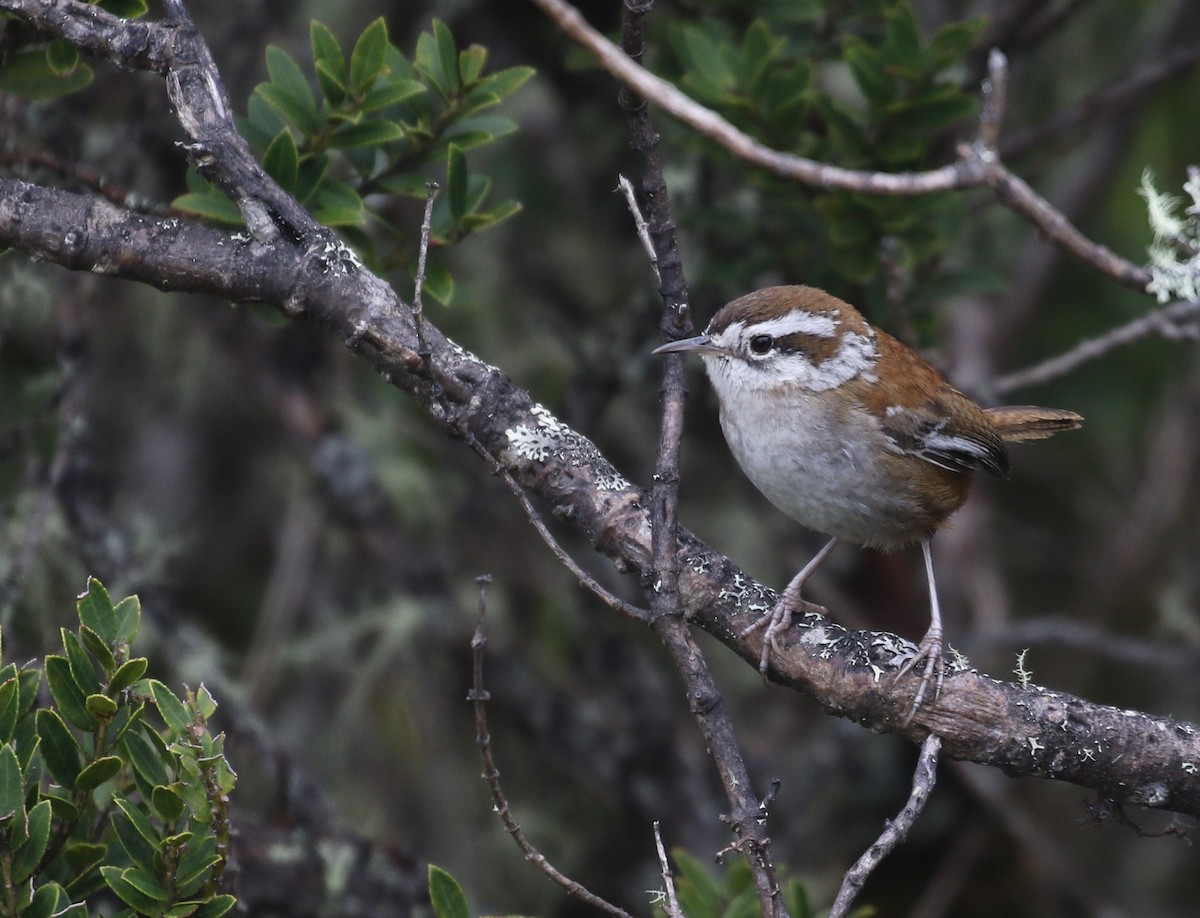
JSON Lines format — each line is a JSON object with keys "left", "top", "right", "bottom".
{"left": 112, "top": 594, "right": 141, "bottom": 644}
{"left": 62, "top": 629, "right": 102, "bottom": 696}
{"left": 927, "top": 18, "right": 985, "bottom": 71}
{"left": 102, "top": 866, "right": 166, "bottom": 914}
{"left": 175, "top": 834, "right": 219, "bottom": 894}
{"left": 109, "top": 657, "right": 149, "bottom": 695}
{"left": 85, "top": 693, "right": 118, "bottom": 721}
{"left": 171, "top": 191, "right": 245, "bottom": 226}
{"left": 419, "top": 259, "right": 454, "bottom": 306}
{"left": 311, "top": 178, "right": 365, "bottom": 226}
{"left": 445, "top": 143, "right": 467, "bottom": 223}
{"left": 23, "top": 880, "right": 69, "bottom": 918}
{"left": 0, "top": 49, "right": 93, "bottom": 99}
{"left": 45, "top": 656, "right": 96, "bottom": 731}
{"left": 106, "top": 701, "right": 143, "bottom": 748}
{"left": 433, "top": 20, "right": 462, "bottom": 96}
{"left": 193, "top": 684, "right": 218, "bottom": 721}
{"left": 123, "top": 729, "right": 171, "bottom": 788}
{"left": 329, "top": 119, "right": 405, "bottom": 149}
{"left": 151, "top": 784, "right": 186, "bottom": 822}
{"left": 311, "top": 20, "right": 346, "bottom": 104}
{"left": 149, "top": 680, "right": 192, "bottom": 737}
{"left": 428, "top": 865, "right": 470, "bottom": 918}
{"left": 0, "top": 677, "right": 19, "bottom": 744}
{"left": 77, "top": 577, "right": 116, "bottom": 643}
{"left": 294, "top": 153, "right": 330, "bottom": 203}
{"left": 191, "top": 896, "right": 237, "bottom": 918}
{"left": 416, "top": 20, "right": 462, "bottom": 101}
{"left": 80, "top": 625, "right": 117, "bottom": 674}
{"left": 260, "top": 45, "right": 319, "bottom": 134}
{"left": 12, "top": 799, "right": 53, "bottom": 883}
{"left": 886, "top": 89, "right": 975, "bottom": 130}
{"left": 97, "top": 0, "right": 148, "bottom": 16}
{"left": 468, "top": 65, "right": 534, "bottom": 106}
{"left": 349, "top": 17, "right": 389, "bottom": 93}
{"left": 77, "top": 754, "right": 123, "bottom": 791}
{"left": 262, "top": 128, "right": 300, "bottom": 191}
{"left": 843, "top": 35, "right": 893, "bottom": 107}
{"left": 458, "top": 45, "right": 487, "bottom": 85}
{"left": 45, "top": 40, "right": 80, "bottom": 76}
{"left": 112, "top": 809, "right": 159, "bottom": 872}
{"left": 359, "top": 78, "right": 426, "bottom": 113}
{"left": 0, "top": 743, "right": 23, "bottom": 827}
{"left": 885, "top": 3, "right": 924, "bottom": 72}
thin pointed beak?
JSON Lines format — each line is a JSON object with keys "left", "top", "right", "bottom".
{"left": 652, "top": 333, "right": 724, "bottom": 356}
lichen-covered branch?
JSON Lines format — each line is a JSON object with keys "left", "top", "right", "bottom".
{"left": 1, "top": 0, "right": 1199, "bottom": 819}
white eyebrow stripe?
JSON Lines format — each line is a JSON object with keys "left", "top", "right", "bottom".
{"left": 722, "top": 311, "right": 839, "bottom": 340}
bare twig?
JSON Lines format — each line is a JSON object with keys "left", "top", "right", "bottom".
{"left": 616, "top": 174, "right": 660, "bottom": 283}
{"left": 411, "top": 182, "right": 439, "bottom": 363}
{"left": 653, "top": 822, "right": 682, "bottom": 918}
{"left": 829, "top": 735, "right": 942, "bottom": 918}
{"left": 469, "top": 576, "right": 635, "bottom": 918}
{"left": 994, "top": 298, "right": 1200, "bottom": 393}
{"left": 528, "top": 0, "right": 1152, "bottom": 292}
{"left": 620, "top": 1, "right": 786, "bottom": 915}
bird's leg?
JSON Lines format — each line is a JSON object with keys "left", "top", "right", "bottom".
{"left": 898, "top": 540, "right": 945, "bottom": 724}
{"left": 740, "top": 537, "right": 838, "bottom": 674}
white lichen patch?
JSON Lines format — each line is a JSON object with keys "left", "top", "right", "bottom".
{"left": 505, "top": 403, "right": 631, "bottom": 491}
{"left": 317, "top": 238, "right": 363, "bottom": 276}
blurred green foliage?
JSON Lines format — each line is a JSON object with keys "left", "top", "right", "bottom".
{"left": 0, "top": 579, "right": 235, "bottom": 917}
{"left": 172, "top": 17, "right": 533, "bottom": 304}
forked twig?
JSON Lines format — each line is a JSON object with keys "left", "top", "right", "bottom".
{"left": 469, "top": 576, "right": 635, "bottom": 918}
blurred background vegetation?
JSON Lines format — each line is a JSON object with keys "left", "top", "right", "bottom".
{"left": 2, "top": 0, "right": 1200, "bottom": 915}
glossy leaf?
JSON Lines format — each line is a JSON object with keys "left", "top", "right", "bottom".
{"left": 329, "top": 119, "right": 405, "bottom": 149}
{"left": 428, "top": 865, "right": 470, "bottom": 918}
{"left": 77, "top": 754, "right": 123, "bottom": 791}
{"left": 0, "top": 676, "right": 19, "bottom": 743}
{"left": 311, "top": 20, "right": 346, "bottom": 104}
{"left": 45, "top": 656, "right": 95, "bottom": 731}
{"left": 176, "top": 834, "right": 219, "bottom": 894}
{"left": 109, "top": 657, "right": 149, "bottom": 695}
{"left": 124, "top": 729, "right": 171, "bottom": 788}
{"left": 149, "top": 680, "right": 192, "bottom": 737}
{"left": 112, "top": 809, "right": 159, "bottom": 872}
{"left": 152, "top": 784, "right": 187, "bottom": 822}
{"left": 80, "top": 625, "right": 117, "bottom": 674}
{"left": 0, "top": 743, "right": 23, "bottom": 827}
{"left": 445, "top": 143, "right": 468, "bottom": 223}
{"left": 193, "top": 684, "right": 218, "bottom": 721}
{"left": 349, "top": 17, "right": 389, "bottom": 93}
{"left": 112, "top": 594, "right": 142, "bottom": 644}
{"left": 23, "top": 880, "right": 69, "bottom": 918}
{"left": 11, "top": 799, "right": 53, "bottom": 883}
{"left": 263, "top": 128, "right": 300, "bottom": 191}
{"left": 97, "top": 0, "right": 148, "bottom": 16}
{"left": 77, "top": 577, "right": 116, "bottom": 643}
{"left": 62, "top": 629, "right": 102, "bottom": 696}
{"left": 260, "top": 46, "right": 319, "bottom": 133}
{"left": 311, "top": 179, "right": 365, "bottom": 226}
{"left": 171, "top": 190, "right": 245, "bottom": 226}
{"left": 102, "top": 866, "right": 165, "bottom": 913}
{"left": 192, "top": 895, "right": 237, "bottom": 918}
{"left": 359, "top": 78, "right": 426, "bottom": 113}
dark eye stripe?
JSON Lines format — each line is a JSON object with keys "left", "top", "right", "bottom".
{"left": 772, "top": 332, "right": 840, "bottom": 364}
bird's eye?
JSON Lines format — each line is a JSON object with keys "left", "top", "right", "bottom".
{"left": 749, "top": 334, "right": 774, "bottom": 355}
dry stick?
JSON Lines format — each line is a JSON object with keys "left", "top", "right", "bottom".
{"left": 527, "top": 0, "right": 1151, "bottom": 293}
{"left": 619, "top": 2, "right": 786, "bottom": 916}
{"left": 465, "top": 436, "right": 652, "bottom": 623}
{"left": 411, "top": 181, "right": 439, "bottom": 364}
{"left": 994, "top": 298, "right": 1200, "bottom": 393}
{"left": 829, "top": 735, "right": 943, "bottom": 918}
{"left": 468, "top": 577, "right": 635, "bottom": 918}
{"left": 616, "top": 173, "right": 660, "bottom": 283}
{"left": 653, "top": 821, "right": 682, "bottom": 918}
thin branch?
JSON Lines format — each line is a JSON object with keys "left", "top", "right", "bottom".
{"left": 468, "top": 577, "right": 635, "bottom": 918}
{"left": 616, "top": 174, "right": 660, "bottom": 284}
{"left": 994, "top": 298, "right": 1200, "bottom": 393}
{"left": 527, "top": 0, "right": 1152, "bottom": 292}
{"left": 621, "top": 1, "right": 785, "bottom": 914}
{"left": 411, "top": 182, "right": 438, "bottom": 363}
{"left": 830, "top": 735, "right": 942, "bottom": 918}
{"left": 653, "top": 822, "right": 683, "bottom": 918}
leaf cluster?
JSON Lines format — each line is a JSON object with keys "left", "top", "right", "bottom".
{"left": 172, "top": 18, "right": 534, "bottom": 305}
{"left": 656, "top": 1, "right": 985, "bottom": 293}
{"left": 0, "top": 579, "right": 236, "bottom": 918}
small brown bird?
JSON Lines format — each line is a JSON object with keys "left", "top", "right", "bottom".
{"left": 654, "top": 285, "right": 1081, "bottom": 719}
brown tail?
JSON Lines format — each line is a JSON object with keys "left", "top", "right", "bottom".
{"left": 984, "top": 406, "right": 1083, "bottom": 442}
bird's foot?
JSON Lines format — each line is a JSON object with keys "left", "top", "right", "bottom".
{"left": 897, "top": 626, "right": 944, "bottom": 726}
{"left": 739, "top": 596, "right": 828, "bottom": 675}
